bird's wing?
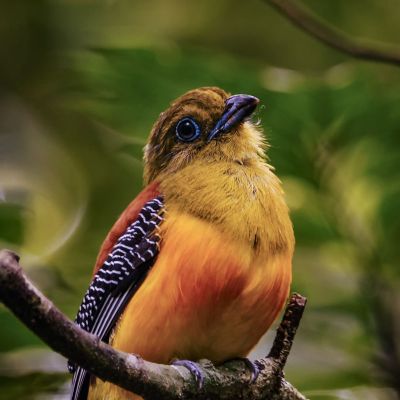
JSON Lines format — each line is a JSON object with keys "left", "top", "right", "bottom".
{"left": 69, "top": 194, "right": 164, "bottom": 400}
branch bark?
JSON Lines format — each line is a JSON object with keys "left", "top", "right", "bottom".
{"left": 263, "top": 0, "right": 400, "bottom": 67}
{"left": 0, "top": 249, "right": 307, "bottom": 400}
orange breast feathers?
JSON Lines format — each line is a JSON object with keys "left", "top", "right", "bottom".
{"left": 110, "top": 210, "right": 292, "bottom": 364}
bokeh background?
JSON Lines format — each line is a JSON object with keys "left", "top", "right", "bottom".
{"left": 1, "top": 1, "right": 399, "bottom": 399}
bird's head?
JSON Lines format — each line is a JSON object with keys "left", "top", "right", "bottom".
{"left": 144, "top": 87, "right": 264, "bottom": 183}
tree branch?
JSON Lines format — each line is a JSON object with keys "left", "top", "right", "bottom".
{"left": 0, "top": 249, "right": 307, "bottom": 400}
{"left": 263, "top": 0, "right": 400, "bottom": 67}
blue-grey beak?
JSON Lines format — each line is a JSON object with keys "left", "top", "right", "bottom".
{"left": 207, "top": 94, "right": 260, "bottom": 142}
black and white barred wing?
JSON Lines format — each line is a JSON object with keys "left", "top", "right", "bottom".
{"left": 69, "top": 196, "right": 164, "bottom": 400}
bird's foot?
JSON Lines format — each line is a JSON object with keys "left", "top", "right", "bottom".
{"left": 171, "top": 359, "right": 205, "bottom": 389}
{"left": 225, "top": 357, "right": 261, "bottom": 383}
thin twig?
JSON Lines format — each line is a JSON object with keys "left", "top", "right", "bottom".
{"left": 268, "top": 293, "right": 307, "bottom": 369}
{"left": 263, "top": 0, "right": 400, "bottom": 67}
{"left": 0, "top": 249, "right": 307, "bottom": 400}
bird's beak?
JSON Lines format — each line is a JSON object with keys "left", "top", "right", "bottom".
{"left": 207, "top": 94, "right": 260, "bottom": 142}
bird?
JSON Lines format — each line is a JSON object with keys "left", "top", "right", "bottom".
{"left": 68, "top": 86, "right": 294, "bottom": 400}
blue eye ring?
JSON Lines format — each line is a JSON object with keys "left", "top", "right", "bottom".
{"left": 175, "top": 117, "right": 201, "bottom": 142}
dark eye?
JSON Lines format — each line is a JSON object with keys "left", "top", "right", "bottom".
{"left": 175, "top": 117, "right": 201, "bottom": 142}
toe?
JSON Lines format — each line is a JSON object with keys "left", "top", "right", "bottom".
{"left": 224, "top": 357, "right": 260, "bottom": 384}
{"left": 171, "top": 359, "right": 205, "bottom": 389}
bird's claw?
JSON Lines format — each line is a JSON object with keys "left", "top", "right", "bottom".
{"left": 171, "top": 359, "right": 205, "bottom": 389}
{"left": 226, "top": 357, "right": 261, "bottom": 384}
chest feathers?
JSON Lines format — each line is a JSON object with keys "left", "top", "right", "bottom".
{"left": 160, "top": 157, "right": 294, "bottom": 258}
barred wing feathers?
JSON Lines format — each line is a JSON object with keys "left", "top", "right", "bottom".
{"left": 69, "top": 196, "right": 164, "bottom": 400}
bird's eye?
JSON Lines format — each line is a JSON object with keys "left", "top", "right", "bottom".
{"left": 175, "top": 117, "right": 201, "bottom": 142}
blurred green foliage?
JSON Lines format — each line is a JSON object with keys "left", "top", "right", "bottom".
{"left": 0, "top": 1, "right": 399, "bottom": 399}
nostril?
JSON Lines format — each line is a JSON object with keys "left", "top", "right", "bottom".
{"left": 207, "top": 94, "right": 260, "bottom": 142}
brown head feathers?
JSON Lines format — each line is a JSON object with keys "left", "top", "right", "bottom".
{"left": 143, "top": 87, "right": 263, "bottom": 184}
